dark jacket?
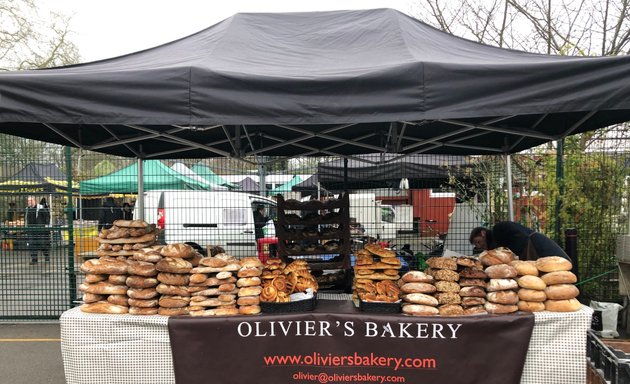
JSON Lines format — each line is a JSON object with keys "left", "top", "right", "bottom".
{"left": 253, "top": 210, "right": 269, "bottom": 239}
{"left": 487, "top": 221, "right": 569, "bottom": 261}
{"left": 99, "top": 199, "right": 123, "bottom": 230}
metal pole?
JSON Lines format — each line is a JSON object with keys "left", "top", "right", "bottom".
{"left": 258, "top": 161, "right": 266, "bottom": 196}
{"left": 77, "top": 153, "right": 83, "bottom": 221}
{"left": 65, "top": 147, "right": 77, "bottom": 305}
{"left": 505, "top": 154, "right": 514, "bottom": 221}
{"left": 555, "top": 139, "right": 565, "bottom": 243}
{"left": 343, "top": 157, "right": 349, "bottom": 193}
{"left": 137, "top": 159, "right": 144, "bottom": 220}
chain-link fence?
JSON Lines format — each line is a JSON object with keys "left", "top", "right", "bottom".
{"left": 0, "top": 131, "right": 628, "bottom": 319}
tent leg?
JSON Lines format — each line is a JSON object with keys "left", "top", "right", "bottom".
{"left": 137, "top": 159, "right": 144, "bottom": 220}
{"left": 505, "top": 154, "right": 514, "bottom": 221}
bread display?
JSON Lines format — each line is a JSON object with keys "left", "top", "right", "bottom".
{"left": 534, "top": 257, "right": 581, "bottom": 312}
{"left": 482, "top": 252, "right": 518, "bottom": 314}
{"left": 96, "top": 222, "right": 160, "bottom": 257}
{"left": 187, "top": 253, "right": 243, "bottom": 317}
{"left": 353, "top": 243, "right": 402, "bottom": 305}
{"left": 259, "top": 259, "right": 318, "bottom": 306}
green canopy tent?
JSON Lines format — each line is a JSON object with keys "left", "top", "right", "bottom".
{"left": 268, "top": 175, "right": 303, "bottom": 195}
{"left": 80, "top": 160, "right": 212, "bottom": 195}
{"left": 191, "top": 164, "right": 239, "bottom": 189}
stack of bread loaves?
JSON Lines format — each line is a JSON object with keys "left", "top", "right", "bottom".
{"left": 511, "top": 260, "right": 547, "bottom": 312}
{"left": 236, "top": 257, "right": 264, "bottom": 315}
{"left": 154, "top": 244, "right": 195, "bottom": 316}
{"left": 95, "top": 220, "right": 159, "bottom": 257}
{"left": 537, "top": 256, "right": 581, "bottom": 312}
{"left": 399, "top": 270, "right": 438, "bottom": 316}
{"left": 456, "top": 256, "right": 488, "bottom": 315}
{"left": 125, "top": 246, "right": 164, "bottom": 315}
{"left": 480, "top": 247, "right": 519, "bottom": 314}
{"left": 79, "top": 257, "right": 130, "bottom": 314}
{"left": 188, "top": 253, "right": 241, "bottom": 316}
{"left": 353, "top": 244, "right": 402, "bottom": 302}
{"left": 425, "top": 257, "right": 463, "bottom": 316}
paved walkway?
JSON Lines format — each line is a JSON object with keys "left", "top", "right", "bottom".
{"left": 0, "top": 323, "right": 65, "bottom": 384}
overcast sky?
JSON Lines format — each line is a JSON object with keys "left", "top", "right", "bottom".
{"left": 48, "top": 0, "right": 411, "bottom": 63}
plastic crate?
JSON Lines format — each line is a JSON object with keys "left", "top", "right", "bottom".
{"left": 587, "top": 330, "right": 630, "bottom": 384}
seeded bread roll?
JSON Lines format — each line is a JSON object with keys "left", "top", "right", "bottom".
{"left": 545, "top": 298, "right": 582, "bottom": 312}
{"left": 535, "top": 256, "right": 573, "bottom": 273}
{"left": 510, "top": 260, "right": 539, "bottom": 276}
{"left": 485, "top": 264, "right": 518, "bottom": 279}
{"left": 426, "top": 257, "right": 457, "bottom": 270}
{"left": 517, "top": 275, "right": 547, "bottom": 290}
{"left": 541, "top": 271, "right": 577, "bottom": 285}
{"left": 435, "top": 280, "right": 461, "bottom": 293}
{"left": 435, "top": 292, "right": 461, "bottom": 305}
{"left": 402, "top": 304, "right": 439, "bottom": 316}
{"left": 431, "top": 269, "right": 460, "bottom": 282}
{"left": 456, "top": 256, "right": 480, "bottom": 268}
{"left": 518, "top": 301, "right": 546, "bottom": 312}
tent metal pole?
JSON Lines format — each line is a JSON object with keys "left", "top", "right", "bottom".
{"left": 555, "top": 139, "right": 565, "bottom": 242}
{"left": 137, "top": 159, "right": 144, "bottom": 220}
{"left": 65, "top": 146, "right": 77, "bottom": 305}
{"left": 258, "top": 161, "right": 266, "bottom": 196}
{"left": 505, "top": 154, "right": 514, "bottom": 221}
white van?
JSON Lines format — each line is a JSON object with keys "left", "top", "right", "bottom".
{"left": 135, "top": 190, "right": 277, "bottom": 257}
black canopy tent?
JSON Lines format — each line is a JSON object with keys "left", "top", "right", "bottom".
{"left": 0, "top": 8, "right": 629, "bottom": 161}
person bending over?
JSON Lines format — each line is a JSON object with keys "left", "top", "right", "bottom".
{"left": 469, "top": 221, "right": 570, "bottom": 261}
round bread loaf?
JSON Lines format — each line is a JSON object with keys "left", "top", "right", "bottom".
{"left": 439, "top": 304, "right": 464, "bottom": 316}
{"left": 219, "top": 294, "right": 237, "bottom": 302}
{"left": 158, "top": 307, "right": 189, "bottom": 316}
{"left": 128, "top": 261, "right": 158, "bottom": 277}
{"left": 80, "top": 258, "right": 129, "bottom": 275}
{"left": 435, "top": 292, "right": 461, "bottom": 305}
{"left": 456, "top": 256, "right": 480, "bottom": 268}
{"left": 544, "top": 284, "right": 579, "bottom": 300}
{"left": 131, "top": 252, "right": 162, "bottom": 263}
{"left": 518, "top": 301, "right": 546, "bottom": 312}
{"left": 238, "top": 285, "right": 263, "bottom": 297}
{"left": 403, "top": 293, "right": 439, "bottom": 306}
{"left": 160, "top": 243, "right": 195, "bottom": 259}
{"left": 463, "top": 305, "right": 488, "bottom": 315}
{"left": 459, "top": 268, "right": 487, "bottom": 279}
{"left": 126, "top": 276, "right": 158, "bottom": 289}
{"left": 129, "top": 307, "right": 159, "bottom": 315}
{"left": 435, "top": 280, "right": 461, "bottom": 293}
{"left": 238, "top": 267, "right": 262, "bottom": 278}
{"left": 517, "top": 275, "right": 547, "bottom": 290}
{"left": 219, "top": 283, "right": 237, "bottom": 292}
{"left": 541, "top": 271, "right": 577, "bottom": 285}
{"left": 81, "top": 302, "right": 129, "bottom": 314}
{"left": 485, "top": 264, "right": 518, "bottom": 279}
{"left": 82, "top": 293, "right": 106, "bottom": 303}
{"left": 486, "top": 278, "right": 518, "bottom": 292}
{"left": 156, "top": 283, "right": 190, "bottom": 297}
{"left": 107, "top": 274, "right": 128, "bottom": 285}
{"left": 237, "top": 296, "right": 260, "bottom": 306}
{"left": 431, "top": 269, "right": 460, "bottom": 282}
{"left": 215, "top": 307, "right": 240, "bottom": 316}
{"left": 535, "top": 256, "right": 572, "bottom": 273}
{"left": 461, "top": 296, "right": 486, "bottom": 307}
{"left": 189, "top": 273, "right": 208, "bottom": 285}
{"left": 484, "top": 302, "right": 518, "bottom": 314}
{"left": 127, "top": 287, "right": 159, "bottom": 300}
{"left": 486, "top": 290, "right": 519, "bottom": 305}
{"left": 400, "top": 282, "right": 437, "bottom": 294}
{"left": 459, "top": 278, "right": 488, "bottom": 288}
{"left": 107, "top": 294, "right": 129, "bottom": 306}
{"left": 510, "top": 260, "right": 539, "bottom": 276}
{"left": 518, "top": 288, "right": 547, "bottom": 302}
{"left": 479, "top": 247, "right": 514, "bottom": 266}
{"left": 459, "top": 286, "right": 486, "bottom": 297}
{"left": 402, "top": 304, "right": 439, "bottom": 316}
{"left": 239, "top": 305, "right": 261, "bottom": 315}
{"left": 545, "top": 298, "right": 581, "bottom": 312}
{"left": 156, "top": 257, "right": 193, "bottom": 274}
{"left": 216, "top": 271, "right": 233, "bottom": 280}
{"left": 84, "top": 274, "right": 107, "bottom": 283}
{"left": 128, "top": 298, "right": 159, "bottom": 308}
{"left": 426, "top": 257, "right": 457, "bottom": 271}
{"left": 240, "top": 257, "right": 263, "bottom": 268}
{"left": 159, "top": 295, "right": 190, "bottom": 308}
{"left": 402, "top": 271, "right": 434, "bottom": 283}
{"left": 157, "top": 272, "right": 190, "bottom": 286}
{"left": 237, "top": 277, "right": 261, "bottom": 287}
{"left": 113, "top": 219, "right": 149, "bottom": 228}
{"left": 80, "top": 282, "right": 128, "bottom": 295}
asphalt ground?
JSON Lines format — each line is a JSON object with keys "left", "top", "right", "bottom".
{"left": 0, "top": 323, "right": 65, "bottom": 384}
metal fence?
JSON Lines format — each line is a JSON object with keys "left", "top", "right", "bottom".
{"left": 0, "top": 131, "right": 628, "bottom": 319}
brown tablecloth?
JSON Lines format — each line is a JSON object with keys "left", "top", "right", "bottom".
{"left": 169, "top": 300, "right": 535, "bottom": 384}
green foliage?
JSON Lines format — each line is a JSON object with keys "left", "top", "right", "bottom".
{"left": 93, "top": 160, "right": 116, "bottom": 177}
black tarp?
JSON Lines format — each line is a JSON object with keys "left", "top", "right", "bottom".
{"left": 315, "top": 154, "right": 475, "bottom": 189}
{"left": 0, "top": 163, "right": 76, "bottom": 193}
{"left": 1, "top": 9, "right": 630, "bottom": 158}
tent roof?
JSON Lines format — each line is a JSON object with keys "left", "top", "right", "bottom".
{"left": 80, "top": 160, "right": 211, "bottom": 194}
{"left": 191, "top": 164, "right": 239, "bottom": 189}
{"left": 236, "top": 177, "right": 260, "bottom": 193}
{"left": 1, "top": 9, "right": 630, "bottom": 158}
{"left": 171, "top": 162, "right": 228, "bottom": 190}
{"left": 0, "top": 163, "right": 76, "bottom": 192}
{"left": 269, "top": 175, "right": 304, "bottom": 194}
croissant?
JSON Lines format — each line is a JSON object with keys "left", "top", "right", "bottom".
{"left": 260, "top": 285, "right": 278, "bottom": 302}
